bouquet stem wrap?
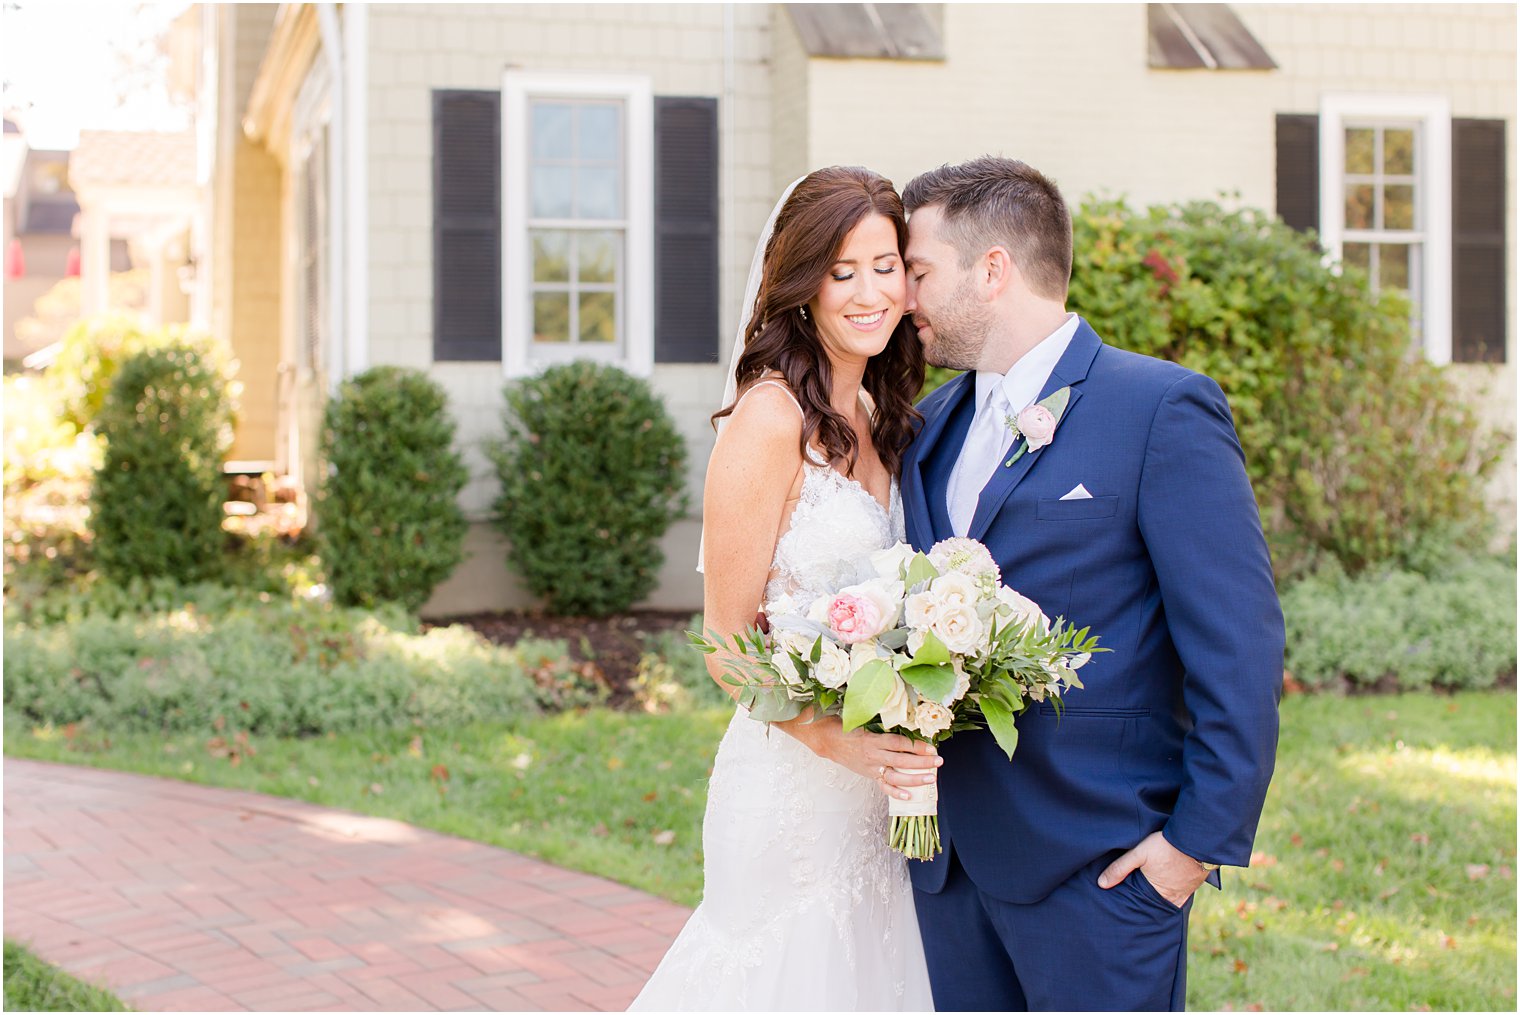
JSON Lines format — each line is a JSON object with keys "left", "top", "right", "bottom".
{"left": 888, "top": 767, "right": 941, "bottom": 860}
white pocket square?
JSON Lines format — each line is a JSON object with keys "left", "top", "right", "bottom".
{"left": 1059, "top": 484, "right": 1093, "bottom": 501}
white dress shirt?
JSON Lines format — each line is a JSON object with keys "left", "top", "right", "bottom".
{"left": 946, "top": 313, "right": 1080, "bottom": 535}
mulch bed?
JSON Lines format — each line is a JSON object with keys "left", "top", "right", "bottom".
{"left": 432, "top": 609, "right": 696, "bottom": 707}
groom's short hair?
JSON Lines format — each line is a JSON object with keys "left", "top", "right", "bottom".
{"left": 903, "top": 157, "right": 1072, "bottom": 301}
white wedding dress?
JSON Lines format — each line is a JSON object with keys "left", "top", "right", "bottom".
{"left": 630, "top": 422, "right": 935, "bottom": 1012}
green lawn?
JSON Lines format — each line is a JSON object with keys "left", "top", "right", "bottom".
{"left": 6, "top": 692, "right": 1515, "bottom": 1011}
{"left": 3, "top": 940, "right": 129, "bottom": 1012}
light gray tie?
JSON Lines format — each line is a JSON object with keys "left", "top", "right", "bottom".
{"left": 948, "top": 386, "right": 1012, "bottom": 537}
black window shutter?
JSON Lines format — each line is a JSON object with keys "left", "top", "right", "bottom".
{"left": 433, "top": 90, "right": 501, "bottom": 361}
{"left": 1275, "top": 113, "right": 1320, "bottom": 236}
{"left": 1452, "top": 118, "right": 1507, "bottom": 364}
{"left": 654, "top": 97, "right": 720, "bottom": 363}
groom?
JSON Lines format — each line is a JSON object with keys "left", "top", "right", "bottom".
{"left": 895, "top": 156, "right": 1284, "bottom": 1011}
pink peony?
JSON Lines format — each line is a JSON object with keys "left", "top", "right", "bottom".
{"left": 1016, "top": 404, "right": 1058, "bottom": 450}
{"left": 827, "top": 593, "right": 883, "bottom": 644}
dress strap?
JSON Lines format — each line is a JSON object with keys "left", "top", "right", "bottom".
{"left": 736, "top": 378, "right": 805, "bottom": 419}
{"left": 735, "top": 379, "right": 831, "bottom": 467}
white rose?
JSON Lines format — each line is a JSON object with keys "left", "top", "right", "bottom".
{"left": 906, "top": 627, "right": 927, "bottom": 657}
{"left": 996, "top": 586, "right": 1051, "bottom": 633}
{"left": 814, "top": 640, "right": 853, "bottom": 689}
{"left": 771, "top": 627, "right": 817, "bottom": 659}
{"left": 913, "top": 700, "right": 953, "bottom": 737}
{"left": 931, "top": 571, "right": 980, "bottom": 610}
{"left": 869, "top": 542, "right": 918, "bottom": 581}
{"left": 770, "top": 651, "right": 801, "bottom": 685}
{"left": 905, "top": 590, "right": 939, "bottom": 630}
{"left": 878, "top": 673, "right": 911, "bottom": 730}
{"left": 930, "top": 603, "right": 985, "bottom": 655}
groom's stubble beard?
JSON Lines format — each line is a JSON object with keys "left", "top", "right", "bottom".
{"left": 920, "top": 274, "right": 993, "bottom": 372}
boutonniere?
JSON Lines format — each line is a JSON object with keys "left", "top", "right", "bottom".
{"left": 1003, "top": 387, "right": 1072, "bottom": 467}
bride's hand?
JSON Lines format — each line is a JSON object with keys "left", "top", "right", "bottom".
{"left": 785, "top": 715, "right": 941, "bottom": 799}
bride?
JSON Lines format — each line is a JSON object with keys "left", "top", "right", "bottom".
{"left": 629, "top": 167, "right": 938, "bottom": 1011}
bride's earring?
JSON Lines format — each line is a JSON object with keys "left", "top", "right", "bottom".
{"left": 799, "top": 305, "right": 809, "bottom": 321}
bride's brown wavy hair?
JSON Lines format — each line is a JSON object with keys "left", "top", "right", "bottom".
{"left": 713, "top": 166, "right": 925, "bottom": 478}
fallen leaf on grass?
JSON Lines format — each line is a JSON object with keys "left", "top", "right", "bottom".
{"left": 365, "top": 782, "right": 384, "bottom": 796}
{"left": 408, "top": 736, "right": 424, "bottom": 758}
{"left": 656, "top": 760, "right": 673, "bottom": 771}
{"left": 1409, "top": 832, "right": 1430, "bottom": 845}
{"left": 1249, "top": 852, "right": 1279, "bottom": 868}
{"left": 607, "top": 756, "right": 625, "bottom": 771}
{"left": 1442, "top": 935, "right": 1458, "bottom": 950}
{"left": 1322, "top": 942, "right": 1339, "bottom": 953}
{"left": 591, "top": 823, "right": 610, "bottom": 837}
{"left": 652, "top": 830, "right": 676, "bottom": 846}
{"left": 1465, "top": 864, "right": 1490, "bottom": 880}
{"left": 642, "top": 792, "right": 658, "bottom": 802}
{"left": 1289, "top": 833, "right": 1303, "bottom": 848}
{"left": 1378, "top": 887, "right": 1401, "bottom": 901}
{"left": 1232, "top": 959, "right": 1248, "bottom": 974}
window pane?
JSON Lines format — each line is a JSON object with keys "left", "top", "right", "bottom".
{"left": 531, "top": 102, "right": 573, "bottom": 160}
{"left": 1383, "top": 128, "right": 1415, "bottom": 175}
{"left": 531, "top": 165, "right": 573, "bottom": 218}
{"left": 533, "top": 291, "right": 570, "bottom": 343}
{"left": 1343, "top": 242, "right": 1371, "bottom": 274}
{"left": 577, "top": 166, "right": 621, "bottom": 219}
{"left": 578, "top": 103, "right": 621, "bottom": 163}
{"left": 1345, "top": 128, "right": 1375, "bottom": 174}
{"left": 1384, "top": 184, "right": 1415, "bottom": 230}
{"left": 1378, "top": 243, "right": 1410, "bottom": 292}
{"left": 579, "top": 230, "right": 619, "bottom": 284}
{"left": 579, "top": 291, "right": 616, "bottom": 344}
{"left": 1344, "top": 184, "right": 1374, "bottom": 229}
{"left": 532, "top": 231, "right": 571, "bottom": 283}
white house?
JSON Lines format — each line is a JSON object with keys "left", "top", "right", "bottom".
{"left": 196, "top": 3, "right": 1514, "bottom": 615}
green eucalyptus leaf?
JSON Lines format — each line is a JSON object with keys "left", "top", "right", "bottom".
{"left": 980, "top": 696, "right": 1020, "bottom": 760}
{"left": 842, "top": 659, "right": 896, "bottom": 731}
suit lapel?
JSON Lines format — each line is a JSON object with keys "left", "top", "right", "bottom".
{"left": 967, "top": 320, "right": 1103, "bottom": 541}
{"left": 904, "top": 372, "right": 975, "bottom": 547}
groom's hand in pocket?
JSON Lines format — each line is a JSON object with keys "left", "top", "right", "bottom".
{"left": 1097, "top": 831, "right": 1209, "bottom": 907}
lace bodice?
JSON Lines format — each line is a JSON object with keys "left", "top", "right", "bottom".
{"left": 764, "top": 460, "right": 905, "bottom": 612}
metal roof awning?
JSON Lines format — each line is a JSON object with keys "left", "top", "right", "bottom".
{"left": 1148, "top": 4, "right": 1277, "bottom": 70}
{"left": 786, "top": 3, "right": 945, "bottom": 61}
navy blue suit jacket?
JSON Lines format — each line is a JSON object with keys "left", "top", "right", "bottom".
{"left": 904, "top": 319, "right": 1284, "bottom": 904}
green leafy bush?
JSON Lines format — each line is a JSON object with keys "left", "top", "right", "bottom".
{"left": 1282, "top": 550, "right": 1517, "bottom": 692}
{"left": 1067, "top": 197, "right": 1508, "bottom": 580}
{"left": 3, "top": 588, "right": 546, "bottom": 735}
{"left": 2, "top": 374, "right": 101, "bottom": 592}
{"left": 318, "top": 367, "right": 468, "bottom": 612}
{"left": 90, "top": 338, "right": 237, "bottom": 584}
{"left": 489, "top": 362, "right": 689, "bottom": 617}
{"left": 49, "top": 314, "right": 179, "bottom": 430}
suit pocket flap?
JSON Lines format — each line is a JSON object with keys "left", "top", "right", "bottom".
{"left": 1036, "top": 495, "right": 1119, "bottom": 521}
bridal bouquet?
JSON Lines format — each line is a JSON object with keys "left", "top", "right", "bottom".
{"left": 691, "top": 537, "right": 1103, "bottom": 860}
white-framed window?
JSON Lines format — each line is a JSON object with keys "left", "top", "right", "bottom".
{"left": 1319, "top": 94, "right": 1451, "bottom": 363}
{"left": 502, "top": 71, "right": 653, "bottom": 378}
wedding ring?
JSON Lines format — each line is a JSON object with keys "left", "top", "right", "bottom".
{"left": 877, "top": 765, "right": 887, "bottom": 777}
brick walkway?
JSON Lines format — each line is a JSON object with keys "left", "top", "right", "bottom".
{"left": 3, "top": 758, "right": 690, "bottom": 1011}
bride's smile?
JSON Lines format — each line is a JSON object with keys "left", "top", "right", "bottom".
{"left": 809, "top": 213, "right": 907, "bottom": 361}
